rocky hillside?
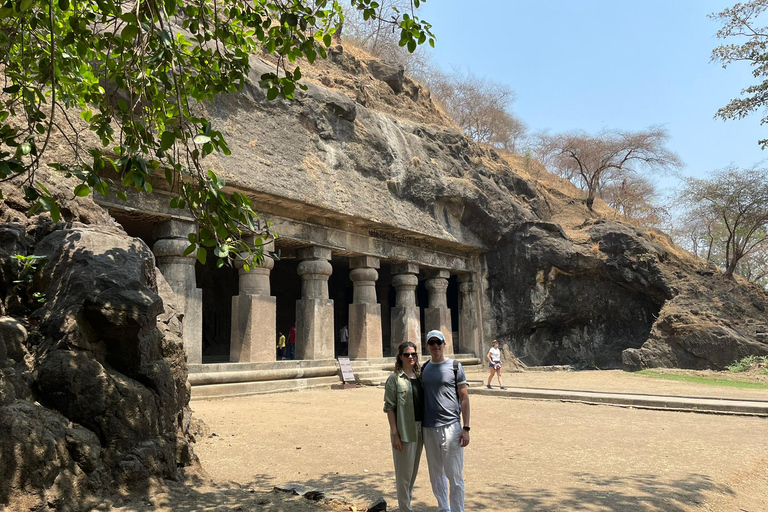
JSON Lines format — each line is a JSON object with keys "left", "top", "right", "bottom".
{"left": 201, "top": 44, "right": 768, "bottom": 370}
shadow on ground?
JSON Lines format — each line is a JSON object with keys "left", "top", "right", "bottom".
{"left": 107, "top": 469, "right": 733, "bottom": 512}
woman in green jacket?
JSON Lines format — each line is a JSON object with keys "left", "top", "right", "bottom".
{"left": 383, "top": 341, "right": 424, "bottom": 512}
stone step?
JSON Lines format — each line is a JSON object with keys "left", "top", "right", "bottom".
{"left": 191, "top": 375, "right": 342, "bottom": 400}
{"left": 354, "top": 370, "right": 390, "bottom": 386}
{"left": 188, "top": 364, "right": 339, "bottom": 386}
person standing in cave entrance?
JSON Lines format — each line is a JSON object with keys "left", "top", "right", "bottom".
{"left": 486, "top": 340, "right": 506, "bottom": 390}
{"left": 339, "top": 324, "right": 349, "bottom": 356}
{"left": 276, "top": 331, "right": 286, "bottom": 360}
{"left": 287, "top": 325, "right": 296, "bottom": 360}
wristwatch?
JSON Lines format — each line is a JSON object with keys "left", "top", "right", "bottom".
{"left": 462, "top": 426, "right": 471, "bottom": 432}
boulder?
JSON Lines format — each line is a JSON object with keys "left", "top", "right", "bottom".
{"left": 0, "top": 223, "right": 191, "bottom": 510}
{"left": 0, "top": 316, "right": 27, "bottom": 363}
{"left": 369, "top": 60, "right": 404, "bottom": 94}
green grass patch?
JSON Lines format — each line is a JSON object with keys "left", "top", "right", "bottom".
{"left": 634, "top": 369, "right": 768, "bottom": 390}
{"left": 726, "top": 355, "right": 768, "bottom": 373}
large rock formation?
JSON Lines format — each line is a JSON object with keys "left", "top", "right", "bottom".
{"left": 0, "top": 201, "right": 195, "bottom": 510}
{"left": 198, "top": 47, "right": 768, "bottom": 370}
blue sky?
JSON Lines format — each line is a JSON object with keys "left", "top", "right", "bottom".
{"left": 418, "top": 0, "right": 766, "bottom": 195}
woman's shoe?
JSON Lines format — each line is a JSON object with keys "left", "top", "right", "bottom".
{"left": 486, "top": 385, "right": 492, "bottom": 389}
{"left": 500, "top": 386, "right": 507, "bottom": 390}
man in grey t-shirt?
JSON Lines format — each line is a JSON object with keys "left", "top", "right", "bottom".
{"left": 421, "top": 329, "right": 470, "bottom": 512}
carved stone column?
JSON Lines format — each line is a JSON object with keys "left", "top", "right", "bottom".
{"left": 424, "top": 269, "right": 454, "bottom": 355}
{"left": 458, "top": 274, "right": 479, "bottom": 356}
{"left": 230, "top": 239, "right": 277, "bottom": 362}
{"left": 390, "top": 263, "right": 421, "bottom": 355}
{"left": 153, "top": 219, "right": 203, "bottom": 365}
{"left": 295, "top": 246, "right": 334, "bottom": 360}
{"left": 348, "top": 256, "right": 382, "bottom": 359}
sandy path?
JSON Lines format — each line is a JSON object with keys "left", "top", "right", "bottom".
{"left": 192, "top": 385, "right": 768, "bottom": 512}
{"left": 463, "top": 367, "right": 768, "bottom": 400}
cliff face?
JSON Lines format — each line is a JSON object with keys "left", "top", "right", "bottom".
{"left": 198, "top": 46, "right": 768, "bottom": 370}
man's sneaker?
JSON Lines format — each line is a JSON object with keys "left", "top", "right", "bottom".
{"left": 486, "top": 385, "right": 492, "bottom": 389}
{"left": 500, "top": 386, "right": 507, "bottom": 390}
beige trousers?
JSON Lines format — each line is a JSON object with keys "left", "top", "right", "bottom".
{"left": 392, "top": 421, "right": 423, "bottom": 512}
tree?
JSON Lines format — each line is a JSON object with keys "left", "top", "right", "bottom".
{"left": 681, "top": 165, "right": 768, "bottom": 278}
{"left": 537, "top": 127, "right": 682, "bottom": 211}
{"left": 600, "top": 174, "right": 668, "bottom": 228}
{"left": 427, "top": 67, "right": 527, "bottom": 151}
{"left": 341, "top": 0, "right": 430, "bottom": 73}
{"left": 711, "top": 0, "right": 768, "bottom": 148}
{"left": 0, "top": 0, "right": 433, "bottom": 267}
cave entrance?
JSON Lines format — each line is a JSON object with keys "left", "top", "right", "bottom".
{"left": 196, "top": 256, "right": 238, "bottom": 363}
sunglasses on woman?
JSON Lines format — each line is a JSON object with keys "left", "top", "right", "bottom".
{"left": 402, "top": 352, "right": 418, "bottom": 358}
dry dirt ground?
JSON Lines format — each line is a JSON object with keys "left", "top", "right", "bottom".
{"left": 102, "top": 370, "right": 767, "bottom": 512}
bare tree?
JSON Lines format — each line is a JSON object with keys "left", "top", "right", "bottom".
{"left": 427, "top": 67, "right": 526, "bottom": 151}
{"left": 341, "top": 0, "right": 431, "bottom": 74}
{"left": 681, "top": 165, "right": 768, "bottom": 278}
{"left": 736, "top": 244, "right": 768, "bottom": 288}
{"left": 601, "top": 175, "right": 668, "bottom": 227}
{"left": 538, "top": 127, "right": 682, "bottom": 211}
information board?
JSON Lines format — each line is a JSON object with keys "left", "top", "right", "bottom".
{"left": 337, "top": 357, "right": 356, "bottom": 383}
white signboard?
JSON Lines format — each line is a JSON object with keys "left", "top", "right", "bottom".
{"left": 337, "top": 357, "right": 356, "bottom": 383}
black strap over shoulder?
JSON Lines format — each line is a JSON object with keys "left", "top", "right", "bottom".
{"left": 422, "top": 359, "right": 460, "bottom": 394}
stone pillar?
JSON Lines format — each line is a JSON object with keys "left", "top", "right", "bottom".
{"left": 458, "top": 274, "right": 479, "bottom": 356}
{"left": 295, "top": 246, "right": 334, "bottom": 360}
{"left": 348, "top": 256, "right": 382, "bottom": 359}
{"left": 390, "top": 263, "right": 420, "bottom": 355}
{"left": 424, "top": 269, "right": 454, "bottom": 355}
{"left": 153, "top": 219, "right": 203, "bottom": 365}
{"left": 230, "top": 239, "right": 277, "bottom": 363}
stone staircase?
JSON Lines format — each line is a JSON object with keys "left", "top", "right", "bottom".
{"left": 189, "top": 360, "right": 342, "bottom": 399}
{"left": 349, "top": 353, "right": 483, "bottom": 387}
{"left": 189, "top": 354, "right": 484, "bottom": 398}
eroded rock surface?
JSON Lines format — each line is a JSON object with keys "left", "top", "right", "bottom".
{"left": 0, "top": 204, "right": 194, "bottom": 511}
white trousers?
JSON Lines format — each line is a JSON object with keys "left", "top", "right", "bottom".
{"left": 392, "top": 421, "right": 423, "bottom": 512}
{"left": 423, "top": 422, "right": 465, "bottom": 512}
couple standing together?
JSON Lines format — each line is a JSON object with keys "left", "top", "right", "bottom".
{"left": 383, "top": 330, "right": 470, "bottom": 512}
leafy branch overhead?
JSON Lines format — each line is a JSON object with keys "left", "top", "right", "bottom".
{"left": 0, "top": 0, "right": 433, "bottom": 268}
{"left": 711, "top": 0, "right": 768, "bottom": 148}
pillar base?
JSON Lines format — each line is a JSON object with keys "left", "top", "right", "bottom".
{"left": 425, "top": 307, "right": 453, "bottom": 355}
{"left": 349, "top": 303, "right": 383, "bottom": 359}
{"left": 231, "top": 295, "right": 277, "bottom": 362}
{"left": 296, "top": 298, "right": 335, "bottom": 360}
{"left": 390, "top": 306, "right": 420, "bottom": 356}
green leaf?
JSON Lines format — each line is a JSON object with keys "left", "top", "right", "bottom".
{"left": 58, "top": 0, "right": 70, "bottom": 10}
{"left": 267, "top": 87, "right": 279, "bottom": 100}
{"left": 193, "top": 134, "right": 211, "bottom": 144}
{"left": 161, "top": 131, "right": 176, "bottom": 151}
{"left": 74, "top": 184, "right": 90, "bottom": 197}
{"left": 121, "top": 24, "right": 140, "bottom": 41}
{"left": 214, "top": 245, "right": 230, "bottom": 258}
{"left": 196, "top": 247, "right": 207, "bottom": 265}
{"left": 49, "top": 202, "right": 61, "bottom": 223}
